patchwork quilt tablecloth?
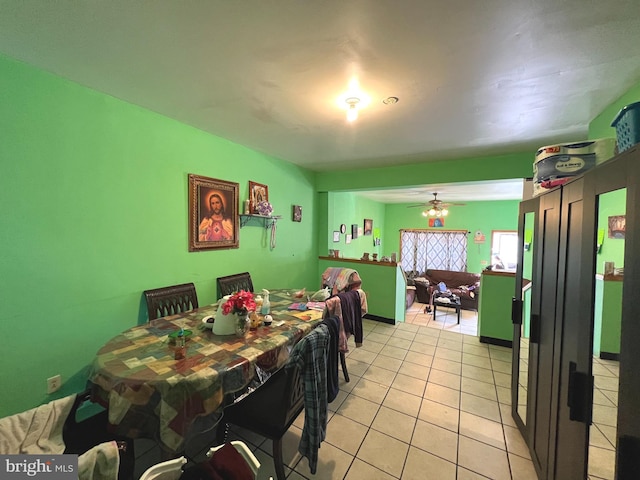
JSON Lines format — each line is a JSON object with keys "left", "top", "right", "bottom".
{"left": 89, "top": 290, "right": 321, "bottom": 453}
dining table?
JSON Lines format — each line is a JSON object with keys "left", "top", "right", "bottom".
{"left": 88, "top": 289, "right": 323, "bottom": 454}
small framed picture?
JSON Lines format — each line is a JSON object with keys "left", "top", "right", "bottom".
{"left": 351, "top": 224, "right": 358, "bottom": 239}
{"left": 345, "top": 234, "right": 352, "bottom": 244}
{"left": 248, "top": 181, "right": 268, "bottom": 214}
{"left": 292, "top": 205, "right": 302, "bottom": 222}
{"left": 333, "top": 231, "right": 340, "bottom": 242}
{"left": 364, "top": 219, "right": 373, "bottom": 235}
{"left": 608, "top": 215, "right": 625, "bottom": 238}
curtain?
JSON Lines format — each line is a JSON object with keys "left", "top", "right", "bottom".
{"left": 400, "top": 230, "right": 467, "bottom": 273}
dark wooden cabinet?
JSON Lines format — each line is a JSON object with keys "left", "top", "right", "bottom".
{"left": 512, "top": 145, "right": 640, "bottom": 479}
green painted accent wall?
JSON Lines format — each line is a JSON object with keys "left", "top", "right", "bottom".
{"left": 596, "top": 189, "right": 626, "bottom": 274}
{"left": 589, "top": 77, "right": 640, "bottom": 140}
{"left": 598, "top": 279, "right": 623, "bottom": 356}
{"left": 317, "top": 259, "right": 402, "bottom": 321}
{"left": 478, "top": 273, "right": 516, "bottom": 342}
{"left": 0, "top": 55, "right": 319, "bottom": 417}
{"left": 385, "top": 200, "right": 519, "bottom": 273}
{"left": 324, "top": 193, "right": 386, "bottom": 259}
{"left": 316, "top": 151, "right": 535, "bottom": 192}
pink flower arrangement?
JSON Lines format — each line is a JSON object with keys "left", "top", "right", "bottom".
{"left": 222, "top": 290, "right": 256, "bottom": 315}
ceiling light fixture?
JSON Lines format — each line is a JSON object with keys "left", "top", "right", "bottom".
{"left": 421, "top": 206, "right": 449, "bottom": 217}
{"left": 383, "top": 96, "right": 399, "bottom": 105}
{"left": 345, "top": 97, "right": 360, "bottom": 122}
{"left": 337, "top": 77, "right": 370, "bottom": 122}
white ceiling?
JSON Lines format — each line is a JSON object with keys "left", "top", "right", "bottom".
{"left": 1, "top": 1, "right": 639, "bottom": 201}
{"left": 355, "top": 179, "right": 525, "bottom": 204}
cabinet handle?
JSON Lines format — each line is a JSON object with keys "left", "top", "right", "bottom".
{"left": 511, "top": 297, "right": 522, "bottom": 325}
{"left": 567, "top": 361, "right": 593, "bottom": 424}
{"left": 530, "top": 314, "right": 540, "bottom": 344}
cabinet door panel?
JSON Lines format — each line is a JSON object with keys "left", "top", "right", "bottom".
{"left": 592, "top": 148, "right": 640, "bottom": 479}
{"left": 553, "top": 178, "right": 589, "bottom": 479}
{"left": 530, "top": 188, "right": 561, "bottom": 478}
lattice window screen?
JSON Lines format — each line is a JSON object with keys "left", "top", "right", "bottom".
{"left": 400, "top": 230, "right": 467, "bottom": 272}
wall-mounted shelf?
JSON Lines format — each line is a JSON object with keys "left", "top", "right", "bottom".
{"left": 239, "top": 214, "right": 282, "bottom": 229}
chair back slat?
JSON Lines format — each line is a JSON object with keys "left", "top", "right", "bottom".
{"left": 143, "top": 283, "right": 199, "bottom": 321}
{"left": 216, "top": 272, "right": 254, "bottom": 299}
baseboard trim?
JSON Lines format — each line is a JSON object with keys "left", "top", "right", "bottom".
{"left": 363, "top": 313, "right": 395, "bottom": 325}
{"left": 479, "top": 336, "right": 513, "bottom": 348}
{"left": 600, "top": 351, "right": 620, "bottom": 361}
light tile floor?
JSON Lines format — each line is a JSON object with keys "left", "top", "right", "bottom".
{"left": 135, "top": 307, "right": 542, "bottom": 479}
{"left": 588, "top": 356, "right": 619, "bottom": 480}
{"left": 404, "top": 301, "right": 479, "bottom": 337}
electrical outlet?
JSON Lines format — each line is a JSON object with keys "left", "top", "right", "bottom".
{"left": 47, "top": 374, "right": 61, "bottom": 394}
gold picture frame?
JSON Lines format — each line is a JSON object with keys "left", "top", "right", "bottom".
{"left": 188, "top": 174, "right": 239, "bottom": 251}
{"left": 248, "top": 181, "right": 269, "bottom": 214}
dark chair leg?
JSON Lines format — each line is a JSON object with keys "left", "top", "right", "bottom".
{"left": 272, "top": 437, "right": 286, "bottom": 480}
{"left": 340, "top": 352, "right": 350, "bottom": 383}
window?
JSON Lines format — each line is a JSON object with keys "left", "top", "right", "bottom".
{"left": 490, "top": 230, "right": 518, "bottom": 271}
{"left": 400, "top": 229, "right": 468, "bottom": 273}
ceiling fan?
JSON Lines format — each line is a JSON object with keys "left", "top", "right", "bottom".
{"left": 407, "top": 192, "right": 466, "bottom": 217}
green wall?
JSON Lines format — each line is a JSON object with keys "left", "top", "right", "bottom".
{"left": 0, "top": 55, "right": 319, "bottom": 417}
{"left": 316, "top": 151, "right": 535, "bottom": 192}
{"left": 317, "top": 258, "right": 402, "bottom": 322}
{"left": 325, "top": 193, "right": 386, "bottom": 259}
{"left": 596, "top": 189, "right": 626, "bottom": 274}
{"left": 589, "top": 78, "right": 640, "bottom": 140}
{"left": 478, "top": 273, "right": 516, "bottom": 342}
{"left": 594, "top": 278, "right": 623, "bottom": 356}
{"left": 385, "top": 200, "right": 520, "bottom": 273}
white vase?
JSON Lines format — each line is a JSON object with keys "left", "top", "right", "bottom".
{"left": 212, "top": 296, "right": 237, "bottom": 335}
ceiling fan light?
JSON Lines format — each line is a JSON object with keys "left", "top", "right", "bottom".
{"left": 442, "top": 208, "right": 449, "bottom": 216}
{"left": 428, "top": 208, "right": 436, "bottom": 216}
{"left": 422, "top": 210, "right": 428, "bottom": 217}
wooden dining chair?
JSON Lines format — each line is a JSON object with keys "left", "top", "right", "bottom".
{"left": 144, "top": 282, "right": 199, "bottom": 321}
{"left": 216, "top": 272, "right": 254, "bottom": 299}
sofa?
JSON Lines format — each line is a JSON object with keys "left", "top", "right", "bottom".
{"left": 407, "top": 269, "right": 481, "bottom": 311}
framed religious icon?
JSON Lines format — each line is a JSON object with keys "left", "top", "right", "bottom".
{"left": 292, "top": 205, "right": 302, "bottom": 222}
{"left": 364, "top": 219, "right": 373, "bottom": 235}
{"left": 188, "top": 174, "right": 239, "bottom": 251}
{"left": 248, "top": 181, "right": 269, "bottom": 214}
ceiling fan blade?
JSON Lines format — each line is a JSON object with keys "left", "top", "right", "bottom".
{"left": 407, "top": 204, "right": 428, "bottom": 208}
